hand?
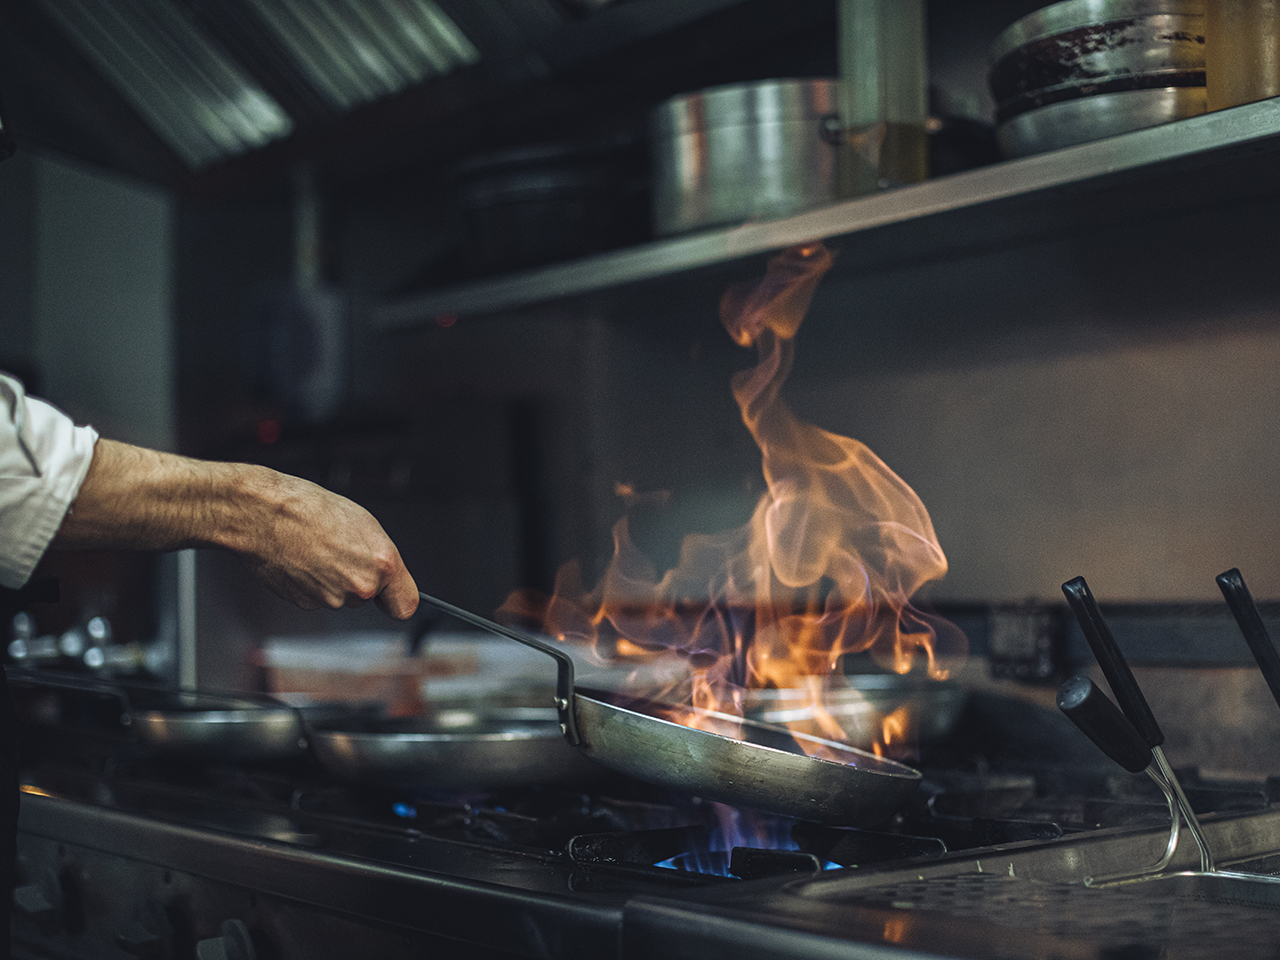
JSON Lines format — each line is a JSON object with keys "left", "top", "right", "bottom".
{"left": 235, "top": 470, "right": 420, "bottom": 619}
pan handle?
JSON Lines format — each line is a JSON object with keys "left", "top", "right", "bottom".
{"left": 1216, "top": 568, "right": 1280, "bottom": 712}
{"left": 1056, "top": 675, "right": 1152, "bottom": 774}
{"left": 417, "top": 591, "right": 581, "bottom": 745}
{"left": 1062, "top": 576, "right": 1215, "bottom": 872}
{"left": 6, "top": 669, "right": 299, "bottom": 719}
{"left": 1062, "top": 576, "right": 1163, "bottom": 748}
{"left": 6, "top": 667, "right": 135, "bottom": 726}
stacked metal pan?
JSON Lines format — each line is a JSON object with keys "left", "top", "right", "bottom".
{"left": 989, "top": 0, "right": 1206, "bottom": 157}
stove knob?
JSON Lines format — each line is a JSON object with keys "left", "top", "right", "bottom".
{"left": 115, "top": 900, "right": 172, "bottom": 959}
{"left": 11, "top": 881, "right": 55, "bottom": 918}
{"left": 12, "top": 867, "right": 60, "bottom": 934}
{"left": 116, "top": 923, "right": 165, "bottom": 960}
{"left": 196, "top": 919, "right": 256, "bottom": 960}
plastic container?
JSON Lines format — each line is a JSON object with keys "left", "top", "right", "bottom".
{"left": 259, "top": 632, "right": 429, "bottom": 716}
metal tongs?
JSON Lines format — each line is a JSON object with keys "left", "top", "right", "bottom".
{"left": 1057, "top": 576, "right": 1215, "bottom": 883}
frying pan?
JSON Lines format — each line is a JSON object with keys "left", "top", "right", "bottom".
{"left": 416, "top": 591, "right": 922, "bottom": 826}
{"left": 306, "top": 706, "right": 604, "bottom": 792}
{"left": 125, "top": 688, "right": 307, "bottom": 761}
{"left": 8, "top": 670, "right": 308, "bottom": 762}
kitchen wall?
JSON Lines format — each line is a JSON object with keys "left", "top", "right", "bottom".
{"left": 0, "top": 149, "right": 176, "bottom": 645}
{"left": 0, "top": 151, "right": 37, "bottom": 374}
{"left": 0, "top": 149, "right": 175, "bottom": 449}
{"left": 792, "top": 193, "right": 1280, "bottom": 606}
{"left": 796, "top": 315, "right": 1280, "bottom": 606}
{"left": 558, "top": 186, "right": 1280, "bottom": 612}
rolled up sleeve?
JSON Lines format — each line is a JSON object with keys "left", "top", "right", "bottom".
{"left": 0, "top": 374, "right": 98, "bottom": 588}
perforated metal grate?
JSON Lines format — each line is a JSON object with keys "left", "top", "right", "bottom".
{"left": 851, "top": 873, "right": 1280, "bottom": 957}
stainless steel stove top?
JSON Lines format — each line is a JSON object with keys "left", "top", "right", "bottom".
{"left": 19, "top": 782, "right": 1280, "bottom": 960}
{"left": 12, "top": 671, "right": 1280, "bottom": 960}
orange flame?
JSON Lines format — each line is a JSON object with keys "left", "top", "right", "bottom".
{"left": 500, "top": 242, "right": 964, "bottom": 761}
{"left": 882, "top": 915, "right": 911, "bottom": 945}
{"left": 881, "top": 706, "right": 910, "bottom": 747}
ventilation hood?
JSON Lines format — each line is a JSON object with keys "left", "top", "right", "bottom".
{"left": 0, "top": 0, "right": 835, "bottom": 192}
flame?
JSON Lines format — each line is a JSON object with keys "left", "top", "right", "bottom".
{"left": 500, "top": 241, "right": 964, "bottom": 765}
{"left": 881, "top": 706, "right": 910, "bottom": 747}
{"left": 882, "top": 915, "right": 911, "bottom": 945}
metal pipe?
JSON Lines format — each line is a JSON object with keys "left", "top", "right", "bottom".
{"left": 1152, "top": 745, "right": 1215, "bottom": 872}
{"left": 177, "top": 548, "right": 197, "bottom": 692}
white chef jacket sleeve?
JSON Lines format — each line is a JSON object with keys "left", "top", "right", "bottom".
{"left": 0, "top": 373, "right": 98, "bottom": 588}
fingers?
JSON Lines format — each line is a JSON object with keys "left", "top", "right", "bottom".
{"left": 358, "top": 528, "right": 418, "bottom": 619}
{"left": 375, "top": 561, "right": 420, "bottom": 620}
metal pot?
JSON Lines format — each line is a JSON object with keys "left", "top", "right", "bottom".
{"left": 650, "top": 78, "right": 839, "bottom": 236}
{"left": 743, "top": 675, "right": 968, "bottom": 752}
{"left": 997, "top": 86, "right": 1206, "bottom": 157}
{"left": 451, "top": 136, "right": 650, "bottom": 278}
{"left": 988, "top": 0, "right": 1206, "bottom": 157}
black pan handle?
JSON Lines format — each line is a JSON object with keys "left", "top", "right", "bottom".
{"left": 417, "top": 591, "right": 580, "bottom": 745}
{"left": 1062, "top": 576, "right": 1163, "bottom": 748}
{"left": 5, "top": 668, "right": 296, "bottom": 722}
{"left": 1057, "top": 675, "right": 1152, "bottom": 773}
{"left": 6, "top": 667, "right": 134, "bottom": 727}
{"left": 1217, "top": 568, "right": 1280, "bottom": 711}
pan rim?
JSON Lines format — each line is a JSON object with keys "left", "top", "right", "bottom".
{"left": 307, "top": 713, "right": 569, "bottom": 745}
{"left": 311, "top": 728, "right": 564, "bottom": 744}
{"left": 574, "top": 686, "right": 922, "bottom": 782}
{"left": 131, "top": 707, "right": 299, "bottom": 724}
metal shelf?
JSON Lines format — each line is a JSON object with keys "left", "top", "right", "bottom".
{"left": 373, "top": 97, "right": 1280, "bottom": 331}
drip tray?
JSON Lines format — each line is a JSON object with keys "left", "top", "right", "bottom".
{"left": 771, "top": 811, "right": 1280, "bottom": 958}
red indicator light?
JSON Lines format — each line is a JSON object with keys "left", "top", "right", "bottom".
{"left": 256, "top": 419, "right": 282, "bottom": 444}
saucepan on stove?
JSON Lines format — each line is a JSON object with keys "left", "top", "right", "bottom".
{"left": 413, "top": 592, "right": 923, "bottom": 827}
{"left": 743, "top": 674, "right": 967, "bottom": 752}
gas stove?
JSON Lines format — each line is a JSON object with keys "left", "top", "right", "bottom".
{"left": 14, "top": 682, "right": 1280, "bottom": 960}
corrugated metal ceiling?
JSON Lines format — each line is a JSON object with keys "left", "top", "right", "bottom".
{"left": 35, "top": 0, "right": 293, "bottom": 169}
{"left": 31, "top": 0, "right": 538, "bottom": 170}
{"left": 238, "top": 0, "right": 478, "bottom": 113}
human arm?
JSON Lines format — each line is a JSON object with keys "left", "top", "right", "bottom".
{"left": 53, "top": 438, "right": 420, "bottom": 619}
{"left": 1, "top": 374, "right": 99, "bottom": 589}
